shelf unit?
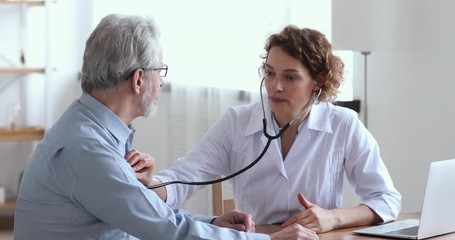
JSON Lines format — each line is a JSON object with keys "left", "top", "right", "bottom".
{"left": 0, "top": 127, "right": 44, "bottom": 221}
{"left": 0, "top": 0, "right": 44, "bottom": 6}
{"left": 0, "top": 67, "right": 45, "bottom": 74}
{"left": 0, "top": 127, "right": 45, "bottom": 141}
{"left": 0, "top": 198, "right": 16, "bottom": 214}
{"left": 0, "top": 0, "right": 47, "bottom": 74}
{"left": 0, "top": 198, "right": 15, "bottom": 231}
{"left": 0, "top": 0, "right": 49, "bottom": 228}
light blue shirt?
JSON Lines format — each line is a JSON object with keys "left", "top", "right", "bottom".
{"left": 156, "top": 101, "right": 402, "bottom": 225}
{"left": 14, "top": 93, "right": 268, "bottom": 240}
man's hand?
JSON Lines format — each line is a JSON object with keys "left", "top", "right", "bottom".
{"left": 125, "top": 149, "right": 155, "bottom": 186}
{"left": 269, "top": 224, "right": 318, "bottom": 240}
{"left": 211, "top": 210, "right": 255, "bottom": 232}
{"left": 281, "top": 193, "right": 336, "bottom": 233}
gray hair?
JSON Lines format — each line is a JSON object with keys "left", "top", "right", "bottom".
{"left": 81, "top": 14, "right": 161, "bottom": 93}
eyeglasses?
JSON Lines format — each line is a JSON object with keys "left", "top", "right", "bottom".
{"left": 153, "top": 64, "right": 168, "bottom": 77}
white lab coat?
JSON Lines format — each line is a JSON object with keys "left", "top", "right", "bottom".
{"left": 155, "top": 101, "right": 402, "bottom": 225}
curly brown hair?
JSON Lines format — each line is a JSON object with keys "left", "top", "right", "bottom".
{"left": 260, "top": 25, "right": 344, "bottom": 102}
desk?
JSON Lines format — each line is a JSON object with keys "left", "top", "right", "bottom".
{"left": 256, "top": 212, "right": 455, "bottom": 239}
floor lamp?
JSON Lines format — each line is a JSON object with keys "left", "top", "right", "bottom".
{"left": 332, "top": 0, "right": 397, "bottom": 129}
{"left": 361, "top": 51, "right": 370, "bottom": 128}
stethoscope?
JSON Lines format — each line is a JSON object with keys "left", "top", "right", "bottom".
{"left": 147, "top": 78, "right": 321, "bottom": 189}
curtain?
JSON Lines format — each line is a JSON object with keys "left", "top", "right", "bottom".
{"left": 168, "top": 84, "right": 253, "bottom": 214}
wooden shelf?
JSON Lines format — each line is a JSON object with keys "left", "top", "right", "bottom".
{"left": 0, "top": 67, "right": 45, "bottom": 74}
{"left": 0, "top": 198, "right": 16, "bottom": 214}
{"left": 0, "top": 198, "right": 16, "bottom": 231}
{"left": 0, "top": 126, "right": 45, "bottom": 141}
{"left": 0, "top": 0, "right": 44, "bottom": 5}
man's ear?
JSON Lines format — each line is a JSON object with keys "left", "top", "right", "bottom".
{"left": 130, "top": 68, "right": 145, "bottom": 94}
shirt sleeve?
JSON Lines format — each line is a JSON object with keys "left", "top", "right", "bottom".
{"left": 50, "top": 140, "right": 267, "bottom": 240}
{"left": 343, "top": 116, "right": 402, "bottom": 223}
{"left": 155, "top": 109, "right": 234, "bottom": 207}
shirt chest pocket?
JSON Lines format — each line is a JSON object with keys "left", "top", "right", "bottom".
{"left": 311, "top": 147, "right": 345, "bottom": 209}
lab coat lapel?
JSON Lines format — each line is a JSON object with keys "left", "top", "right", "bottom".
{"left": 283, "top": 103, "right": 332, "bottom": 166}
{"left": 246, "top": 100, "right": 288, "bottom": 178}
{"left": 261, "top": 134, "right": 288, "bottom": 178}
{"left": 260, "top": 105, "right": 288, "bottom": 178}
{"left": 285, "top": 126, "right": 310, "bottom": 162}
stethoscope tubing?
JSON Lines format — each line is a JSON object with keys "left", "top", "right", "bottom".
{"left": 147, "top": 125, "right": 273, "bottom": 189}
{"left": 147, "top": 79, "right": 320, "bottom": 189}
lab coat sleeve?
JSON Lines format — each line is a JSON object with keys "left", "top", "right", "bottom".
{"left": 155, "top": 109, "right": 236, "bottom": 207}
{"left": 343, "top": 115, "right": 402, "bottom": 223}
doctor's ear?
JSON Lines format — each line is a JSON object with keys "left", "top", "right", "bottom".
{"left": 313, "top": 76, "right": 325, "bottom": 91}
{"left": 313, "top": 81, "right": 322, "bottom": 92}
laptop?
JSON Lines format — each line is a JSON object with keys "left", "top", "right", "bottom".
{"left": 353, "top": 159, "right": 455, "bottom": 239}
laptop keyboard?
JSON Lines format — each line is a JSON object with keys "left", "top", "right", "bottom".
{"left": 385, "top": 226, "right": 419, "bottom": 236}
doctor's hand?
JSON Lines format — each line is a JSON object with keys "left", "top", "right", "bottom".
{"left": 281, "top": 193, "right": 336, "bottom": 233}
{"left": 125, "top": 149, "right": 155, "bottom": 186}
{"left": 211, "top": 210, "right": 255, "bottom": 232}
{"left": 269, "top": 224, "right": 318, "bottom": 240}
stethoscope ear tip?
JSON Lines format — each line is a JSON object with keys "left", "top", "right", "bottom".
{"left": 315, "top": 88, "right": 322, "bottom": 98}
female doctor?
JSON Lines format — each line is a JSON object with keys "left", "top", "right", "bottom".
{"left": 143, "top": 25, "right": 402, "bottom": 233}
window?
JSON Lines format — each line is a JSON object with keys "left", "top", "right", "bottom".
{"left": 93, "top": 0, "right": 353, "bottom": 100}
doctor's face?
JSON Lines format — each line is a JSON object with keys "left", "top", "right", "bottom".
{"left": 264, "top": 47, "right": 318, "bottom": 121}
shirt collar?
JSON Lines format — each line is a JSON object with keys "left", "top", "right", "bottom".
{"left": 305, "top": 102, "right": 333, "bottom": 134}
{"left": 78, "top": 92, "right": 135, "bottom": 147}
{"left": 245, "top": 100, "right": 333, "bottom": 137}
{"left": 245, "top": 101, "right": 273, "bottom": 137}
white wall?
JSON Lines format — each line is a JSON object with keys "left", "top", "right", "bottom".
{"left": 364, "top": 0, "right": 455, "bottom": 212}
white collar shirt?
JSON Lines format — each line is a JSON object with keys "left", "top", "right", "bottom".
{"left": 156, "top": 100, "right": 401, "bottom": 225}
